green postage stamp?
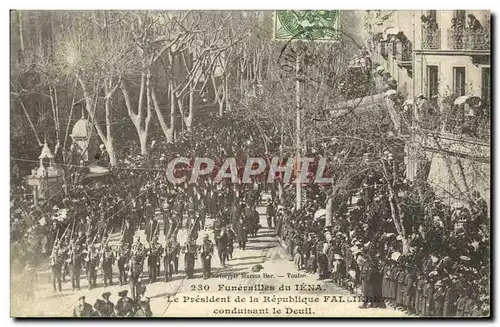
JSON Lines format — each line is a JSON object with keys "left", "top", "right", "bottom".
{"left": 274, "top": 10, "right": 341, "bottom": 41}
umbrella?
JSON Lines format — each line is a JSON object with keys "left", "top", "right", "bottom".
{"left": 403, "top": 99, "right": 414, "bottom": 106}
{"left": 334, "top": 254, "right": 343, "bottom": 260}
{"left": 384, "top": 27, "right": 401, "bottom": 36}
{"left": 391, "top": 251, "right": 402, "bottom": 261}
{"left": 314, "top": 209, "right": 327, "bottom": 219}
{"left": 376, "top": 66, "right": 385, "bottom": 72}
{"left": 454, "top": 95, "right": 470, "bottom": 105}
{"left": 385, "top": 89, "right": 397, "bottom": 97}
{"left": 460, "top": 255, "right": 471, "bottom": 261}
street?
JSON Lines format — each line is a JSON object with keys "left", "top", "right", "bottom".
{"left": 21, "top": 203, "right": 408, "bottom": 318}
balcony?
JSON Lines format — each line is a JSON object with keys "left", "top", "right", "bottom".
{"left": 422, "top": 27, "right": 441, "bottom": 49}
{"left": 447, "top": 28, "right": 490, "bottom": 51}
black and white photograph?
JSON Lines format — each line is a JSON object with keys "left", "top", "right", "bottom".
{"left": 8, "top": 8, "right": 491, "bottom": 318}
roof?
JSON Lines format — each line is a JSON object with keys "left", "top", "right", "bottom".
{"left": 38, "top": 142, "right": 54, "bottom": 159}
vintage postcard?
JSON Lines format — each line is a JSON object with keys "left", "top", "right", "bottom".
{"left": 10, "top": 9, "right": 491, "bottom": 318}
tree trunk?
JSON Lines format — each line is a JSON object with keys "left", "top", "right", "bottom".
{"left": 184, "top": 84, "right": 194, "bottom": 132}
{"left": 17, "top": 11, "right": 24, "bottom": 62}
{"left": 325, "top": 196, "right": 333, "bottom": 227}
{"left": 150, "top": 83, "right": 174, "bottom": 144}
{"left": 104, "top": 94, "right": 117, "bottom": 166}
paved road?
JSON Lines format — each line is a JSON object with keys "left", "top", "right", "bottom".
{"left": 16, "top": 204, "right": 408, "bottom": 318}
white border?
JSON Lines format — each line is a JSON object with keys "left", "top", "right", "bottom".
{"left": 1, "top": 1, "right": 498, "bottom": 326}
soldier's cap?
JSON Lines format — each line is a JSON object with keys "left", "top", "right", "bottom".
{"left": 78, "top": 295, "right": 86, "bottom": 301}
{"left": 102, "top": 292, "right": 111, "bottom": 299}
{"left": 118, "top": 290, "right": 128, "bottom": 297}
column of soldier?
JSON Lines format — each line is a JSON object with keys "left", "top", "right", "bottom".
{"left": 274, "top": 173, "right": 489, "bottom": 317}
{"left": 49, "top": 179, "right": 265, "bottom": 317}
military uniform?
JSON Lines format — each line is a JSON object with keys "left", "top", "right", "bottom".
{"left": 68, "top": 242, "right": 83, "bottom": 291}
{"left": 73, "top": 296, "right": 94, "bottom": 317}
{"left": 84, "top": 244, "right": 99, "bottom": 289}
{"left": 199, "top": 201, "right": 207, "bottom": 230}
{"left": 147, "top": 239, "right": 163, "bottom": 283}
{"left": 164, "top": 240, "right": 175, "bottom": 281}
{"left": 129, "top": 241, "right": 145, "bottom": 301}
{"left": 115, "top": 291, "right": 135, "bottom": 317}
{"left": 201, "top": 237, "right": 214, "bottom": 279}
{"left": 117, "top": 242, "right": 130, "bottom": 285}
{"left": 101, "top": 244, "right": 115, "bottom": 287}
{"left": 184, "top": 238, "right": 198, "bottom": 279}
{"left": 49, "top": 246, "right": 63, "bottom": 292}
{"left": 186, "top": 199, "right": 196, "bottom": 229}
{"left": 171, "top": 239, "right": 180, "bottom": 274}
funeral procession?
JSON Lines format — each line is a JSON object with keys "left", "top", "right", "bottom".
{"left": 9, "top": 9, "right": 490, "bottom": 318}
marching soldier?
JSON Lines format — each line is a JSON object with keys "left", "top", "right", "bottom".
{"left": 114, "top": 290, "right": 135, "bottom": 317}
{"left": 186, "top": 196, "right": 196, "bottom": 229}
{"left": 173, "top": 197, "right": 184, "bottom": 228}
{"left": 101, "top": 242, "right": 115, "bottom": 287}
{"left": 129, "top": 237, "right": 145, "bottom": 301}
{"left": 73, "top": 295, "right": 94, "bottom": 317}
{"left": 171, "top": 234, "right": 180, "bottom": 274}
{"left": 84, "top": 243, "right": 99, "bottom": 289}
{"left": 49, "top": 241, "right": 63, "bottom": 292}
{"left": 117, "top": 241, "right": 131, "bottom": 286}
{"left": 227, "top": 226, "right": 236, "bottom": 260}
{"left": 201, "top": 234, "right": 214, "bottom": 279}
{"left": 164, "top": 238, "right": 174, "bottom": 282}
{"left": 236, "top": 216, "right": 247, "bottom": 250}
{"left": 184, "top": 234, "right": 198, "bottom": 279}
{"left": 68, "top": 240, "right": 83, "bottom": 291}
{"left": 199, "top": 197, "right": 207, "bottom": 230}
{"left": 266, "top": 199, "right": 275, "bottom": 229}
{"left": 147, "top": 236, "right": 163, "bottom": 283}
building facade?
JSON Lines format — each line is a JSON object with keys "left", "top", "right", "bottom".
{"left": 366, "top": 10, "right": 491, "bottom": 207}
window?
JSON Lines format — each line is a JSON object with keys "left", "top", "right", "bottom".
{"left": 427, "top": 65, "right": 439, "bottom": 100}
{"left": 454, "top": 10, "right": 466, "bottom": 24}
{"left": 429, "top": 10, "right": 437, "bottom": 22}
{"left": 481, "top": 67, "right": 490, "bottom": 105}
{"left": 453, "top": 67, "right": 466, "bottom": 96}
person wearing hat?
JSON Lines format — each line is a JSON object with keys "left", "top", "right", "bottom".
{"left": 92, "top": 299, "right": 106, "bottom": 317}
{"left": 101, "top": 243, "right": 115, "bottom": 287}
{"left": 403, "top": 262, "right": 417, "bottom": 313}
{"left": 68, "top": 240, "right": 83, "bottom": 291}
{"left": 98, "top": 292, "right": 114, "bottom": 317}
{"left": 201, "top": 234, "right": 214, "bottom": 279}
{"left": 84, "top": 243, "right": 99, "bottom": 290}
{"left": 115, "top": 290, "right": 135, "bottom": 317}
{"left": 432, "top": 278, "right": 446, "bottom": 316}
{"left": 145, "top": 210, "right": 159, "bottom": 245}
{"left": 73, "top": 295, "right": 94, "bottom": 317}
{"left": 117, "top": 240, "right": 131, "bottom": 286}
{"left": 49, "top": 242, "right": 63, "bottom": 292}
{"left": 147, "top": 235, "right": 163, "bottom": 284}
{"left": 129, "top": 238, "right": 146, "bottom": 301}
{"left": 134, "top": 297, "right": 153, "bottom": 317}
{"left": 183, "top": 234, "right": 198, "bottom": 279}
{"left": 421, "top": 273, "right": 435, "bottom": 316}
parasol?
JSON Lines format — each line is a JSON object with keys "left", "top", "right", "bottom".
{"left": 385, "top": 89, "right": 397, "bottom": 97}
{"left": 454, "top": 96, "right": 469, "bottom": 105}
{"left": 314, "top": 209, "right": 327, "bottom": 219}
{"left": 391, "top": 251, "right": 401, "bottom": 261}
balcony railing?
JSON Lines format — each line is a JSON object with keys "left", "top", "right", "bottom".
{"left": 447, "top": 28, "right": 490, "bottom": 51}
{"left": 422, "top": 27, "right": 441, "bottom": 49}
{"left": 395, "top": 41, "right": 412, "bottom": 62}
